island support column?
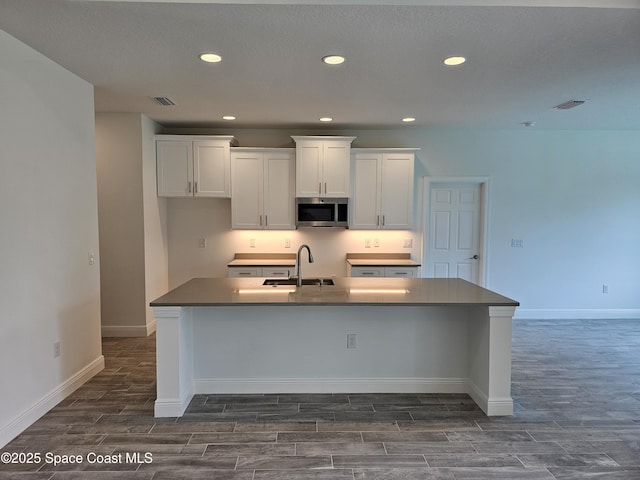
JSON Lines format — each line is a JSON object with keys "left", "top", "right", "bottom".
{"left": 152, "top": 306, "right": 194, "bottom": 417}
{"left": 468, "top": 305, "right": 517, "bottom": 416}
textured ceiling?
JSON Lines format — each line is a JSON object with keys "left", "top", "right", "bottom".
{"left": 1, "top": 1, "right": 639, "bottom": 129}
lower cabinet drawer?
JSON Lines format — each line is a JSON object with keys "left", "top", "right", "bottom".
{"left": 262, "top": 267, "right": 292, "bottom": 278}
{"left": 228, "top": 267, "right": 261, "bottom": 278}
{"left": 384, "top": 267, "right": 418, "bottom": 278}
{"left": 350, "top": 266, "right": 420, "bottom": 278}
{"left": 350, "top": 267, "right": 383, "bottom": 277}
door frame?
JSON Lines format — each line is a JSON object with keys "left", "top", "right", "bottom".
{"left": 422, "top": 177, "right": 491, "bottom": 287}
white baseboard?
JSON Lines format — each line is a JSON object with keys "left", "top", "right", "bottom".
{"left": 101, "top": 319, "right": 156, "bottom": 337}
{"left": 467, "top": 380, "right": 513, "bottom": 417}
{"left": 514, "top": 309, "right": 640, "bottom": 320}
{"left": 154, "top": 397, "right": 190, "bottom": 418}
{"left": 0, "top": 356, "right": 105, "bottom": 448}
{"left": 193, "top": 377, "right": 468, "bottom": 395}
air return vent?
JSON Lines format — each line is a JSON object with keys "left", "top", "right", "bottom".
{"left": 555, "top": 100, "right": 585, "bottom": 110}
{"left": 152, "top": 96, "right": 176, "bottom": 106}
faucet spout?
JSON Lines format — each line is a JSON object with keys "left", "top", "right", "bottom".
{"left": 296, "top": 244, "right": 314, "bottom": 287}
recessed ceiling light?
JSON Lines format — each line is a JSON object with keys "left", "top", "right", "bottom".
{"left": 443, "top": 56, "right": 466, "bottom": 66}
{"left": 402, "top": 117, "right": 416, "bottom": 123}
{"left": 222, "top": 115, "right": 236, "bottom": 121}
{"left": 319, "top": 117, "right": 333, "bottom": 122}
{"left": 322, "top": 55, "right": 345, "bottom": 65}
{"left": 199, "top": 53, "right": 222, "bottom": 63}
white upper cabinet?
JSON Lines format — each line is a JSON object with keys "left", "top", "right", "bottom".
{"left": 350, "top": 150, "right": 417, "bottom": 230}
{"left": 231, "top": 149, "right": 295, "bottom": 230}
{"left": 292, "top": 136, "right": 355, "bottom": 197}
{"left": 156, "top": 135, "right": 235, "bottom": 197}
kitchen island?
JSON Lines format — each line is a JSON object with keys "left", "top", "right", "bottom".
{"left": 150, "top": 277, "right": 518, "bottom": 417}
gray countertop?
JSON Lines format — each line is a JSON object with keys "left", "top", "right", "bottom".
{"left": 150, "top": 277, "right": 518, "bottom": 307}
{"left": 347, "top": 259, "right": 421, "bottom": 267}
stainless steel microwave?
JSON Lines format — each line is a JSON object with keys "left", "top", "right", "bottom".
{"left": 295, "top": 197, "right": 348, "bottom": 227}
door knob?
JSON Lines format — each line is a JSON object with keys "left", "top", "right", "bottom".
{"left": 469, "top": 254, "right": 479, "bottom": 260}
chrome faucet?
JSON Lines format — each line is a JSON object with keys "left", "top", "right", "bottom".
{"left": 296, "top": 244, "right": 314, "bottom": 287}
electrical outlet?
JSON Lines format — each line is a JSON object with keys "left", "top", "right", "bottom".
{"left": 53, "top": 341, "right": 61, "bottom": 358}
{"left": 284, "top": 239, "right": 291, "bottom": 248}
{"left": 373, "top": 238, "right": 380, "bottom": 248}
{"left": 364, "top": 239, "right": 371, "bottom": 248}
{"left": 511, "top": 239, "right": 524, "bottom": 248}
{"left": 602, "top": 284, "right": 609, "bottom": 294}
{"left": 403, "top": 238, "right": 413, "bottom": 248}
{"left": 249, "top": 238, "right": 256, "bottom": 248}
{"left": 347, "top": 334, "right": 357, "bottom": 349}
{"left": 88, "top": 251, "right": 95, "bottom": 265}
{"left": 198, "top": 238, "right": 206, "bottom": 248}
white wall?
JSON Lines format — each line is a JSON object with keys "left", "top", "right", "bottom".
{"left": 163, "top": 127, "right": 640, "bottom": 318}
{"left": 141, "top": 115, "right": 169, "bottom": 330}
{"left": 96, "top": 113, "right": 166, "bottom": 336}
{"left": 0, "top": 30, "right": 103, "bottom": 447}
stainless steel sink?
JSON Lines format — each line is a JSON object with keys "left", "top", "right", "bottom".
{"left": 263, "top": 278, "right": 335, "bottom": 286}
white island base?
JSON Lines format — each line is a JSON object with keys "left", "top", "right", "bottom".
{"left": 152, "top": 303, "right": 516, "bottom": 417}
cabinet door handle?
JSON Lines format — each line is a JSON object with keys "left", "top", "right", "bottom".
{"left": 319, "top": 182, "right": 322, "bottom": 194}
{"left": 382, "top": 215, "right": 386, "bottom": 226}
{"left": 362, "top": 272, "right": 375, "bottom": 275}
{"left": 187, "top": 181, "right": 192, "bottom": 194}
{"left": 377, "top": 215, "right": 380, "bottom": 226}
{"left": 324, "top": 182, "right": 327, "bottom": 194}
{"left": 194, "top": 181, "right": 198, "bottom": 194}
{"left": 239, "top": 272, "right": 252, "bottom": 276}
{"left": 395, "top": 272, "right": 408, "bottom": 276}
{"left": 259, "top": 215, "right": 263, "bottom": 226}
{"left": 265, "top": 215, "right": 268, "bottom": 227}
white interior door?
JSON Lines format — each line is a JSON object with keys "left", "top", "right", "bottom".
{"left": 426, "top": 183, "right": 482, "bottom": 284}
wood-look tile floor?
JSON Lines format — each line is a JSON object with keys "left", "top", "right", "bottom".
{"left": 2, "top": 319, "right": 640, "bottom": 479}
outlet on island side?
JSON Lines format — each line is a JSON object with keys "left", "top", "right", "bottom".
{"left": 347, "top": 334, "right": 357, "bottom": 349}
{"left": 53, "top": 341, "right": 61, "bottom": 358}
{"left": 602, "top": 284, "right": 609, "bottom": 294}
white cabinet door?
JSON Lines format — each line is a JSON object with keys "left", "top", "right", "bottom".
{"left": 295, "top": 141, "right": 323, "bottom": 197}
{"left": 380, "top": 153, "right": 414, "bottom": 229}
{"left": 231, "top": 151, "right": 264, "bottom": 229}
{"left": 157, "top": 141, "right": 193, "bottom": 197}
{"left": 350, "top": 153, "right": 381, "bottom": 229}
{"left": 193, "top": 141, "right": 230, "bottom": 197}
{"left": 323, "top": 142, "right": 351, "bottom": 197}
{"left": 231, "top": 149, "right": 295, "bottom": 230}
{"left": 264, "top": 152, "right": 295, "bottom": 229}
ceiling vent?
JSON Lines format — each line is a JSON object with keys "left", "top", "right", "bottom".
{"left": 554, "top": 100, "right": 585, "bottom": 110}
{"left": 152, "top": 96, "right": 176, "bottom": 106}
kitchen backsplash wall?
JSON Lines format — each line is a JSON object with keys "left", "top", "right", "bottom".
{"left": 167, "top": 198, "right": 421, "bottom": 288}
